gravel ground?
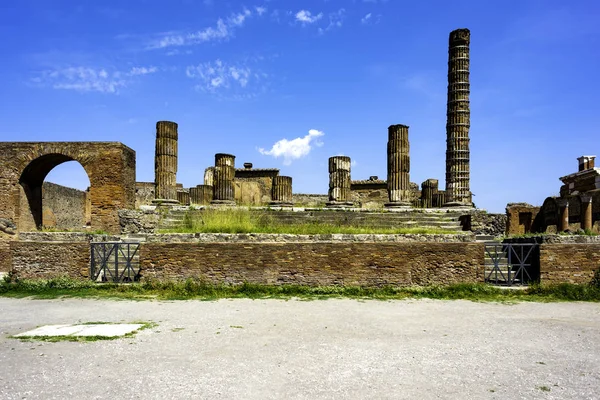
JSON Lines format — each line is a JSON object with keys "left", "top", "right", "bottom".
{"left": 0, "top": 297, "right": 599, "bottom": 400}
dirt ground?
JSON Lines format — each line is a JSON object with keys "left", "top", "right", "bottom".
{"left": 1, "top": 297, "right": 599, "bottom": 399}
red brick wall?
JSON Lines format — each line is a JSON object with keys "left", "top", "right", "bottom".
{"left": 140, "top": 242, "right": 484, "bottom": 286}
{"left": 540, "top": 244, "right": 600, "bottom": 284}
{"left": 10, "top": 241, "right": 90, "bottom": 279}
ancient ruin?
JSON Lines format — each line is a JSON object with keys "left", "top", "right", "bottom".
{"left": 271, "top": 176, "right": 293, "bottom": 206}
{"left": 445, "top": 28, "right": 472, "bottom": 207}
{"left": 386, "top": 124, "right": 411, "bottom": 207}
{"left": 212, "top": 153, "right": 236, "bottom": 205}
{"left": 154, "top": 121, "right": 179, "bottom": 204}
{"left": 327, "top": 156, "right": 353, "bottom": 207}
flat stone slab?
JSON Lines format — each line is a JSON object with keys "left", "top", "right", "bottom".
{"left": 15, "top": 323, "right": 144, "bottom": 338}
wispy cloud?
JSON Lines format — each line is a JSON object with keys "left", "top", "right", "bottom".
{"left": 259, "top": 129, "right": 324, "bottom": 165}
{"left": 295, "top": 10, "right": 323, "bottom": 24}
{"left": 186, "top": 59, "right": 266, "bottom": 98}
{"left": 31, "top": 65, "right": 157, "bottom": 94}
{"left": 149, "top": 7, "right": 265, "bottom": 49}
{"left": 319, "top": 8, "right": 346, "bottom": 34}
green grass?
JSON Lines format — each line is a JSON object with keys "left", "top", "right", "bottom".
{"left": 2, "top": 276, "right": 600, "bottom": 302}
{"left": 160, "top": 208, "right": 458, "bottom": 235}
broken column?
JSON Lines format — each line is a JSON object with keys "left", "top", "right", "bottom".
{"left": 445, "top": 28, "right": 472, "bottom": 207}
{"left": 177, "top": 190, "right": 190, "bottom": 205}
{"left": 271, "top": 176, "right": 293, "bottom": 206}
{"left": 421, "top": 179, "right": 439, "bottom": 208}
{"left": 327, "top": 156, "right": 353, "bottom": 207}
{"left": 580, "top": 194, "right": 593, "bottom": 231}
{"left": 434, "top": 190, "right": 446, "bottom": 208}
{"left": 154, "top": 121, "right": 179, "bottom": 204}
{"left": 204, "top": 167, "right": 214, "bottom": 186}
{"left": 190, "top": 185, "right": 213, "bottom": 205}
{"left": 386, "top": 124, "right": 411, "bottom": 207}
{"left": 211, "top": 153, "right": 236, "bottom": 205}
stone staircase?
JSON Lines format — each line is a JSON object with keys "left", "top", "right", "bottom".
{"left": 157, "top": 208, "right": 467, "bottom": 232}
{"left": 482, "top": 242, "right": 522, "bottom": 285}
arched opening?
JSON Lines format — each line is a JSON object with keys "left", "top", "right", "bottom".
{"left": 19, "top": 154, "right": 91, "bottom": 231}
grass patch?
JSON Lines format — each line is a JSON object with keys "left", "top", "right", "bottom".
{"left": 159, "top": 208, "right": 458, "bottom": 235}
{"left": 2, "top": 277, "right": 600, "bottom": 302}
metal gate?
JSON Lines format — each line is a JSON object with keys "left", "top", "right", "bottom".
{"left": 90, "top": 242, "right": 140, "bottom": 283}
{"left": 484, "top": 243, "right": 539, "bottom": 286}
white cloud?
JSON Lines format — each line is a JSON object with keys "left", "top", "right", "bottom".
{"left": 259, "top": 129, "right": 324, "bottom": 165}
{"left": 129, "top": 66, "right": 158, "bottom": 76}
{"left": 295, "top": 10, "right": 323, "bottom": 24}
{"left": 255, "top": 6, "right": 267, "bottom": 16}
{"left": 186, "top": 59, "right": 254, "bottom": 93}
{"left": 361, "top": 13, "right": 372, "bottom": 24}
{"left": 32, "top": 65, "right": 157, "bottom": 94}
{"left": 150, "top": 7, "right": 258, "bottom": 49}
{"left": 319, "top": 8, "right": 345, "bottom": 33}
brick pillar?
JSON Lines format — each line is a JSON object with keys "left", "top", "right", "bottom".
{"left": 444, "top": 28, "right": 472, "bottom": 207}
{"left": 386, "top": 124, "right": 410, "bottom": 207}
{"left": 154, "top": 121, "right": 179, "bottom": 204}
{"left": 190, "top": 185, "right": 213, "bottom": 205}
{"left": 271, "top": 176, "right": 293, "bottom": 206}
{"left": 327, "top": 156, "right": 353, "bottom": 207}
{"left": 421, "top": 179, "right": 439, "bottom": 208}
{"left": 557, "top": 198, "right": 569, "bottom": 232}
{"left": 580, "top": 194, "right": 593, "bottom": 231}
{"left": 212, "top": 153, "right": 236, "bottom": 205}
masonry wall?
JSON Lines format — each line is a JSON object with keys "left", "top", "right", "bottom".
{"left": 42, "top": 182, "right": 88, "bottom": 229}
{"left": 135, "top": 182, "right": 155, "bottom": 208}
{"left": 10, "top": 241, "right": 90, "bottom": 279}
{"left": 0, "top": 235, "right": 12, "bottom": 272}
{"left": 540, "top": 243, "right": 600, "bottom": 284}
{"left": 140, "top": 242, "right": 484, "bottom": 286}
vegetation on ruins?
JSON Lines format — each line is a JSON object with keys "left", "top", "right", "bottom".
{"left": 158, "top": 208, "right": 459, "bottom": 235}
{"left": 2, "top": 275, "right": 600, "bottom": 302}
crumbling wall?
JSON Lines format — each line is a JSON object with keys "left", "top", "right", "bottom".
{"left": 135, "top": 182, "right": 155, "bottom": 208}
{"left": 292, "top": 194, "right": 328, "bottom": 207}
{"left": 506, "top": 203, "right": 541, "bottom": 235}
{"left": 470, "top": 212, "right": 507, "bottom": 237}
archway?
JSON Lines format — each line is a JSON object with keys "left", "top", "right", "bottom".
{"left": 0, "top": 142, "right": 136, "bottom": 234}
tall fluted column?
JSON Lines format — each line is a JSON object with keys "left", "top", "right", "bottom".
{"left": 326, "top": 156, "right": 353, "bottom": 207}
{"left": 421, "top": 179, "right": 439, "bottom": 208}
{"left": 271, "top": 176, "right": 293, "bottom": 206}
{"left": 445, "top": 28, "right": 472, "bottom": 207}
{"left": 386, "top": 124, "right": 410, "bottom": 207}
{"left": 190, "top": 185, "right": 213, "bottom": 205}
{"left": 154, "top": 121, "right": 179, "bottom": 204}
{"left": 580, "top": 194, "right": 593, "bottom": 231}
{"left": 212, "top": 153, "right": 236, "bottom": 205}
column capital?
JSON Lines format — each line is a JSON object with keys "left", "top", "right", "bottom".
{"left": 580, "top": 193, "right": 593, "bottom": 203}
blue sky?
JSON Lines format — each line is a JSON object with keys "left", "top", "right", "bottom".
{"left": 1, "top": 0, "right": 599, "bottom": 213}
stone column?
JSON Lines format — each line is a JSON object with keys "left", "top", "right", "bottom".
{"left": 204, "top": 167, "right": 214, "bottom": 186}
{"left": 154, "top": 121, "right": 179, "bottom": 204}
{"left": 580, "top": 194, "right": 593, "bottom": 231}
{"left": 271, "top": 176, "right": 293, "bottom": 206}
{"left": 177, "top": 190, "right": 190, "bottom": 206}
{"left": 445, "top": 28, "right": 472, "bottom": 207}
{"left": 386, "top": 124, "right": 410, "bottom": 207}
{"left": 434, "top": 191, "right": 446, "bottom": 208}
{"left": 212, "top": 153, "right": 236, "bottom": 205}
{"left": 190, "top": 185, "right": 213, "bottom": 205}
{"left": 421, "top": 179, "right": 439, "bottom": 208}
{"left": 557, "top": 198, "right": 569, "bottom": 231}
{"left": 327, "top": 156, "right": 353, "bottom": 207}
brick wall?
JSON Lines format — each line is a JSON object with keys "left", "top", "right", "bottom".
{"left": 10, "top": 241, "right": 90, "bottom": 279}
{"left": 540, "top": 244, "right": 600, "bottom": 284}
{"left": 42, "top": 182, "right": 88, "bottom": 229}
{"left": 140, "top": 242, "right": 484, "bottom": 286}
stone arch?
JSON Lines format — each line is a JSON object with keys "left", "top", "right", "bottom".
{"left": 541, "top": 197, "right": 558, "bottom": 231}
{"left": 0, "top": 142, "right": 135, "bottom": 234}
